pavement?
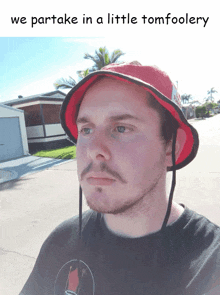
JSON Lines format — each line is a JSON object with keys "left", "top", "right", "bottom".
{"left": 0, "top": 158, "right": 83, "bottom": 295}
{"left": 0, "top": 155, "right": 72, "bottom": 184}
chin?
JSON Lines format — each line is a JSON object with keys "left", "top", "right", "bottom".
{"left": 85, "top": 193, "right": 112, "bottom": 214}
{"left": 85, "top": 193, "right": 136, "bottom": 215}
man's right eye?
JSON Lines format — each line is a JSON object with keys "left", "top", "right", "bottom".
{"left": 80, "top": 128, "right": 92, "bottom": 135}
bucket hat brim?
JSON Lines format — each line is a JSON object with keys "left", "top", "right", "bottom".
{"left": 60, "top": 66, "right": 199, "bottom": 171}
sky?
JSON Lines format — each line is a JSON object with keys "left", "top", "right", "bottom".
{"left": 0, "top": 1, "right": 219, "bottom": 104}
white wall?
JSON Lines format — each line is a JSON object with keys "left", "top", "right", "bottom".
{"left": 28, "top": 134, "right": 67, "bottom": 143}
{"left": 45, "top": 124, "right": 65, "bottom": 137}
{"left": 26, "top": 124, "right": 65, "bottom": 138}
{"left": 26, "top": 125, "right": 44, "bottom": 138}
{"left": 0, "top": 104, "right": 29, "bottom": 155}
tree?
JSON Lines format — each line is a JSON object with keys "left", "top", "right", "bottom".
{"left": 207, "top": 87, "right": 218, "bottom": 102}
{"left": 53, "top": 76, "right": 76, "bottom": 90}
{"left": 181, "top": 94, "right": 193, "bottom": 104}
{"left": 84, "top": 47, "right": 125, "bottom": 71}
{"left": 195, "top": 105, "right": 207, "bottom": 119}
{"left": 54, "top": 47, "right": 124, "bottom": 90}
{"left": 76, "top": 68, "right": 90, "bottom": 79}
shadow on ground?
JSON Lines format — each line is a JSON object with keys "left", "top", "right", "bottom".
{"left": 0, "top": 156, "right": 71, "bottom": 185}
{"left": 0, "top": 177, "right": 29, "bottom": 191}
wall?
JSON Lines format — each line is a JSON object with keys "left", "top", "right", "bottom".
{"left": 0, "top": 104, "right": 29, "bottom": 155}
{"left": 8, "top": 101, "right": 70, "bottom": 152}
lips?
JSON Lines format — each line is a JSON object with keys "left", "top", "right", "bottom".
{"left": 86, "top": 173, "right": 116, "bottom": 186}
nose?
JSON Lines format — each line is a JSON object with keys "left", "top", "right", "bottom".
{"left": 87, "top": 132, "right": 111, "bottom": 162}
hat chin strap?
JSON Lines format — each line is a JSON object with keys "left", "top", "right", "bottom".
{"left": 161, "top": 129, "right": 177, "bottom": 230}
{"left": 79, "top": 186, "right": 83, "bottom": 241}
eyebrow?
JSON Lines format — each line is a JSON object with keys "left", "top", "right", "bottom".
{"left": 76, "top": 117, "right": 90, "bottom": 124}
{"left": 76, "top": 114, "right": 142, "bottom": 125}
{"left": 109, "top": 114, "right": 142, "bottom": 122}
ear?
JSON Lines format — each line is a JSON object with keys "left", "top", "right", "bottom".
{"left": 165, "top": 136, "right": 181, "bottom": 168}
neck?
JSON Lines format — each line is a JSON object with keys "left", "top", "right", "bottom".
{"left": 103, "top": 199, "right": 184, "bottom": 238}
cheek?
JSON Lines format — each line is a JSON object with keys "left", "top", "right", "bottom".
{"left": 115, "top": 136, "right": 165, "bottom": 182}
{"left": 76, "top": 143, "right": 87, "bottom": 173}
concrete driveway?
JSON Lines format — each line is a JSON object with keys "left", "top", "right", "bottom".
{"left": 0, "top": 158, "right": 84, "bottom": 295}
{"left": 0, "top": 155, "right": 72, "bottom": 184}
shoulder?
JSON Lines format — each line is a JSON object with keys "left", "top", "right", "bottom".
{"left": 183, "top": 207, "right": 220, "bottom": 240}
{"left": 172, "top": 206, "right": 220, "bottom": 238}
{"left": 168, "top": 207, "right": 220, "bottom": 293}
{"left": 167, "top": 206, "right": 220, "bottom": 261}
{"left": 42, "top": 209, "right": 96, "bottom": 250}
{"left": 19, "top": 210, "right": 97, "bottom": 294}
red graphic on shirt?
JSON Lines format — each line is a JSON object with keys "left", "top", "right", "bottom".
{"left": 67, "top": 268, "right": 79, "bottom": 291}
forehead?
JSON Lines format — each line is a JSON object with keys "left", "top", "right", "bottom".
{"left": 78, "top": 77, "right": 152, "bottom": 118}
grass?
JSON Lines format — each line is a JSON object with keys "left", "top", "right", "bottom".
{"left": 33, "top": 146, "right": 76, "bottom": 159}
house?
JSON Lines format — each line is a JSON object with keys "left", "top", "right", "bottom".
{"left": 182, "top": 101, "right": 201, "bottom": 120}
{"left": 182, "top": 104, "right": 195, "bottom": 119}
{"left": 213, "top": 106, "right": 220, "bottom": 114}
{"left": 4, "top": 91, "right": 72, "bottom": 153}
{"left": 0, "top": 104, "right": 29, "bottom": 162}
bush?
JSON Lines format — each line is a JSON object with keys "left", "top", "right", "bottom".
{"left": 195, "top": 106, "right": 207, "bottom": 118}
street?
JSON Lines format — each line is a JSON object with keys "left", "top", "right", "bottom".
{"left": 1, "top": 114, "right": 220, "bottom": 295}
{"left": 174, "top": 114, "right": 220, "bottom": 224}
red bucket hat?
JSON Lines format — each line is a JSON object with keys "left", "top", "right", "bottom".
{"left": 60, "top": 61, "right": 199, "bottom": 171}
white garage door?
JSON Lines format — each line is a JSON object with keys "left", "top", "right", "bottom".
{"left": 0, "top": 117, "right": 24, "bottom": 162}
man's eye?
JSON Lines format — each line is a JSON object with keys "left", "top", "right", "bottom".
{"left": 116, "top": 126, "right": 126, "bottom": 133}
{"left": 80, "top": 128, "right": 92, "bottom": 135}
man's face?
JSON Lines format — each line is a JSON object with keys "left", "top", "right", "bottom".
{"left": 76, "top": 78, "right": 168, "bottom": 214}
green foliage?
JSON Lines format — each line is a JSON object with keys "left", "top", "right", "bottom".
{"left": 34, "top": 146, "right": 76, "bottom": 159}
{"left": 204, "top": 102, "right": 218, "bottom": 109}
{"left": 181, "top": 94, "right": 192, "bottom": 104}
{"left": 84, "top": 47, "right": 125, "bottom": 71}
{"left": 195, "top": 106, "right": 207, "bottom": 118}
{"left": 53, "top": 76, "right": 76, "bottom": 90}
{"left": 77, "top": 68, "right": 90, "bottom": 78}
{"left": 54, "top": 47, "right": 124, "bottom": 89}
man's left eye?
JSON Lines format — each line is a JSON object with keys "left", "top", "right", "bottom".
{"left": 81, "top": 128, "right": 92, "bottom": 135}
{"left": 116, "top": 126, "right": 126, "bottom": 133}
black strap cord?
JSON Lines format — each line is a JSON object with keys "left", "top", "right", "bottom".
{"left": 79, "top": 186, "right": 83, "bottom": 240}
{"left": 161, "top": 129, "right": 177, "bottom": 230}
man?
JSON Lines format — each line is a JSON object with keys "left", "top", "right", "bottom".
{"left": 20, "top": 62, "right": 220, "bottom": 295}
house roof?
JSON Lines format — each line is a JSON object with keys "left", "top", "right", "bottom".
{"left": 0, "top": 103, "right": 24, "bottom": 113}
{"left": 182, "top": 101, "right": 202, "bottom": 108}
{"left": 3, "top": 90, "right": 66, "bottom": 106}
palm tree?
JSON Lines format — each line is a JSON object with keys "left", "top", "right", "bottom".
{"left": 84, "top": 47, "right": 125, "bottom": 71}
{"left": 181, "top": 94, "right": 192, "bottom": 104}
{"left": 76, "top": 68, "right": 90, "bottom": 79}
{"left": 54, "top": 47, "right": 124, "bottom": 90}
{"left": 207, "top": 87, "right": 218, "bottom": 102}
{"left": 53, "top": 76, "right": 76, "bottom": 90}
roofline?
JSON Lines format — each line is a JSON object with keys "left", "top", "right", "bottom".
{"left": 2, "top": 90, "right": 67, "bottom": 105}
{"left": 4, "top": 96, "right": 66, "bottom": 106}
{"left": 0, "top": 103, "right": 24, "bottom": 112}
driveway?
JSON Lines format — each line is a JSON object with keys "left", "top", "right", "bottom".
{"left": 0, "top": 158, "right": 81, "bottom": 295}
{"left": 0, "top": 155, "right": 72, "bottom": 184}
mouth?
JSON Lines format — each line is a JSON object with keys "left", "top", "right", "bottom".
{"left": 86, "top": 177, "right": 116, "bottom": 186}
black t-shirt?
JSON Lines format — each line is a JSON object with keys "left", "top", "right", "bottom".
{"left": 20, "top": 206, "right": 220, "bottom": 295}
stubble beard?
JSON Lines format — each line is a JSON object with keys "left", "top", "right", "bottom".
{"left": 85, "top": 172, "right": 163, "bottom": 216}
